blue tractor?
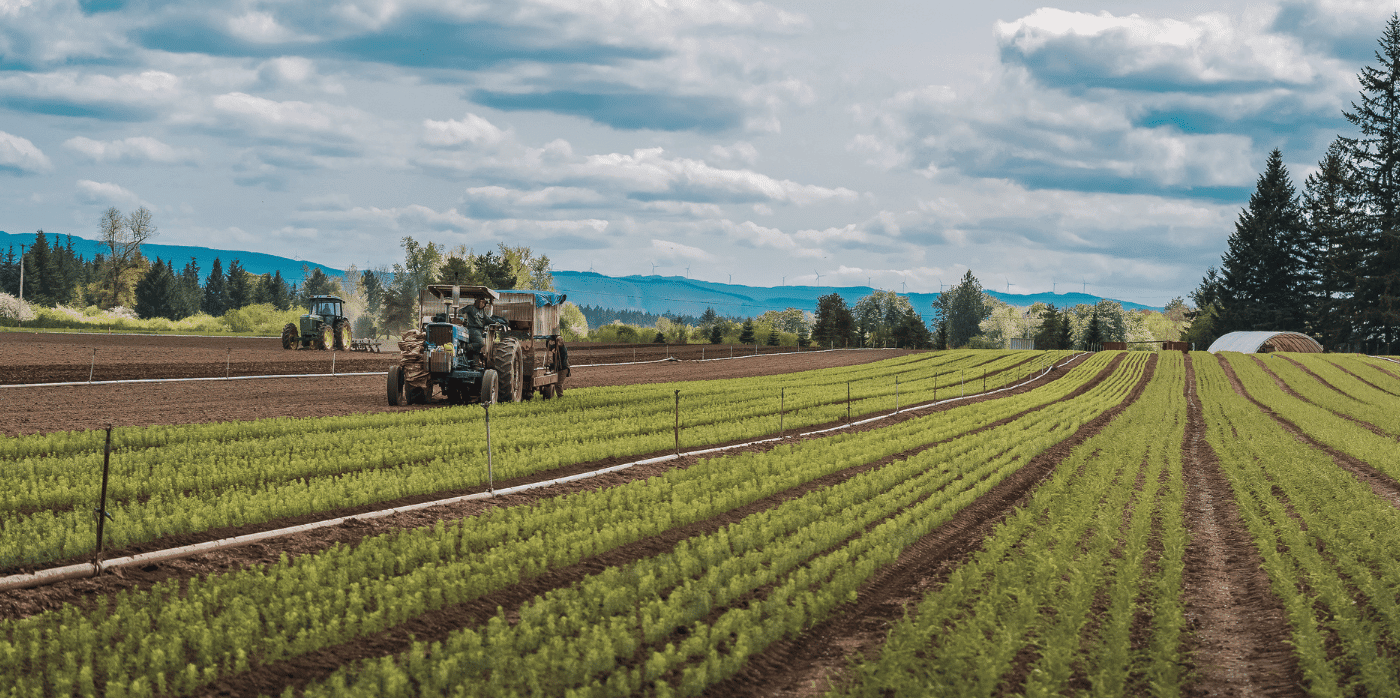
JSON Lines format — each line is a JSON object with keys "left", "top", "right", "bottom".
{"left": 387, "top": 284, "right": 571, "bottom": 405}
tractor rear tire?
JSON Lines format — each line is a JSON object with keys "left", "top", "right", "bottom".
{"left": 387, "top": 366, "right": 403, "bottom": 406}
{"left": 282, "top": 323, "right": 298, "bottom": 350}
{"left": 480, "top": 369, "right": 499, "bottom": 404}
{"left": 314, "top": 325, "right": 331, "bottom": 351}
{"left": 493, "top": 337, "right": 524, "bottom": 403}
{"left": 333, "top": 321, "right": 349, "bottom": 351}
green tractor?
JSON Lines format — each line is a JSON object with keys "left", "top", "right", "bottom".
{"left": 281, "top": 295, "right": 351, "bottom": 351}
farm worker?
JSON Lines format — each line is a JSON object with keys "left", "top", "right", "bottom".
{"left": 463, "top": 298, "right": 508, "bottom": 359}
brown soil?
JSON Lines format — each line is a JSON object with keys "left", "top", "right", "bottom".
{"left": 0, "top": 335, "right": 914, "bottom": 436}
{"left": 706, "top": 354, "right": 1154, "bottom": 697}
{"left": 1325, "top": 360, "right": 1400, "bottom": 398}
{"left": 1180, "top": 355, "right": 1314, "bottom": 698}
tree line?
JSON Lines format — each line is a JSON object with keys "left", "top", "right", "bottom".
{"left": 1187, "top": 14, "right": 1400, "bottom": 354}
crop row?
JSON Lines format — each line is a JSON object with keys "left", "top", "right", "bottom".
{"left": 1257, "top": 354, "right": 1400, "bottom": 438}
{"left": 0, "top": 350, "right": 1071, "bottom": 568}
{"left": 1219, "top": 354, "right": 1400, "bottom": 486}
{"left": 0, "top": 352, "right": 1139, "bottom": 697}
{"left": 833, "top": 352, "right": 1185, "bottom": 697}
{"left": 1196, "top": 354, "right": 1400, "bottom": 697}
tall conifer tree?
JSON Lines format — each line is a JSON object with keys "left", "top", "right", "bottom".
{"left": 1217, "top": 149, "right": 1306, "bottom": 334}
{"left": 203, "top": 258, "right": 227, "bottom": 316}
{"left": 1301, "top": 139, "right": 1366, "bottom": 350}
{"left": 1343, "top": 12, "right": 1400, "bottom": 352}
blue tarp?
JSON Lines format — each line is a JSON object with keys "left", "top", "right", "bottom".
{"left": 496, "top": 290, "right": 566, "bottom": 307}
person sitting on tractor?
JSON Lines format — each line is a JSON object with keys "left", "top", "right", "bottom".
{"left": 463, "top": 297, "right": 508, "bottom": 361}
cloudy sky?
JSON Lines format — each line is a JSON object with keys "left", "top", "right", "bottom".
{"left": 0, "top": 0, "right": 1389, "bottom": 305}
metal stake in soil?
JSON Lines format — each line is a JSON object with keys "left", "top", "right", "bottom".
{"left": 89, "top": 348, "right": 96, "bottom": 383}
{"left": 847, "top": 381, "right": 851, "bottom": 422}
{"left": 332, "top": 350, "right": 336, "bottom": 376}
{"left": 894, "top": 376, "right": 899, "bottom": 414}
{"left": 94, "top": 425, "right": 114, "bottom": 571}
{"left": 226, "top": 348, "right": 231, "bottom": 378}
{"left": 484, "top": 403, "right": 494, "bottom": 494}
{"left": 983, "top": 369, "right": 986, "bottom": 392}
{"left": 674, "top": 390, "right": 681, "bottom": 457}
{"left": 780, "top": 387, "right": 785, "bottom": 435}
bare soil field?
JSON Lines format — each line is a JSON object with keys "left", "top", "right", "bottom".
{"left": 0, "top": 332, "right": 834, "bottom": 384}
{"left": 0, "top": 330, "right": 913, "bottom": 436}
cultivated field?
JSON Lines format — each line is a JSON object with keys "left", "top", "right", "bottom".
{"left": 3, "top": 338, "right": 1400, "bottom": 697}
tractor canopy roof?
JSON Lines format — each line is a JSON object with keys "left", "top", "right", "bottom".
{"left": 423, "top": 285, "right": 499, "bottom": 302}
{"left": 309, "top": 295, "right": 345, "bottom": 303}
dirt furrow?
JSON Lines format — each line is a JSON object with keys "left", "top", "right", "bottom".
{"left": 1324, "top": 359, "right": 1400, "bottom": 397}
{"left": 705, "top": 354, "right": 1155, "bottom": 698}
{"left": 1248, "top": 356, "right": 1393, "bottom": 439}
{"left": 1182, "top": 354, "right": 1308, "bottom": 698}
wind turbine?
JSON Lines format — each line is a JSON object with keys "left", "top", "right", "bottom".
{"left": 814, "top": 269, "right": 822, "bottom": 286}
{"left": 937, "top": 277, "right": 945, "bottom": 293}
{"left": 901, "top": 281, "right": 906, "bottom": 293}
{"left": 1082, "top": 280, "right": 1088, "bottom": 294}
{"left": 685, "top": 266, "right": 690, "bottom": 278}
{"left": 651, "top": 262, "right": 658, "bottom": 275}
{"left": 1005, "top": 278, "right": 1012, "bottom": 293}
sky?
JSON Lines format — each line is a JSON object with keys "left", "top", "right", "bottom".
{"left": 0, "top": 0, "right": 1391, "bottom": 306}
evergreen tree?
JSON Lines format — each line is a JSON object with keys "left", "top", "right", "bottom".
{"left": 934, "top": 319, "right": 948, "bottom": 350}
{"left": 297, "top": 267, "right": 339, "bottom": 307}
{"left": 812, "top": 293, "right": 855, "bottom": 347}
{"left": 250, "top": 273, "right": 273, "bottom": 306}
{"left": 0, "top": 246, "right": 16, "bottom": 297}
{"left": 226, "top": 259, "right": 251, "bottom": 310}
{"left": 175, "top": 258, "right": 201, "bottom": 319}
{"left": 439, "top": 256, "right": 474, "bottom": 285}
{"left": 269, "top": 270, "right": 291, "bottom": 310}
{"left": 709, "top": 324, "right": 724, "bottom": 344}
{"left": 766, "top": 330, "right": 780, "bottom": 346}
{"left": 1083, "top": 311, "right": 1104, "bottom": 350}
{"left": 1034, "top": 304, "right": 1062, "bottom": 350}
{"left": 653, "top": 331, "right": 666, "bottom": 343}
{"left": 1300, "top": 139, "right": 1366, "bottom": 350}
{"left": 892, "top": 308, "right": 932, "bottom": 349}
{"left": 361, "top": 270, "right": 383, "bottom": 315}
{"left": 1217, "top": 149, "right": 1307, "bottom": 334}
{"left": 1056, "top": 312, "right": 1073, "bottom": 350}
{"left": 738, "top": 319, "right": 756, "bottom": 344}
{"left": 1343, "top": 13, "right": 1400, "bottom": 352}
{"left": 934, "top": 270, "right": 992, "bottom": 348}
{"left": 134, "top": 258, "right": 177, "bottom": 319}
{"left": 203, "top": 258, "right": 227, "bottom": 316}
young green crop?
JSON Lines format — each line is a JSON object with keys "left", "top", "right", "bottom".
{"left": 0, "top": 352, "right": 1117, "bottom": 697}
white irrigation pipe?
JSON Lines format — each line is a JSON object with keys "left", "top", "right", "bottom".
{"left": 0, "top": 353, "right": 1081, "bottom": 592}
{"left": 0, "top": 372, "right": 382, "bottom": 389}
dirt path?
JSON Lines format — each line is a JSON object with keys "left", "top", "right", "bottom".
{"left": 1181, "top": 355, "right": 1307, "bottom": 698}
{"left": 705, "top": 354, "right": 1154, "bottom": 697}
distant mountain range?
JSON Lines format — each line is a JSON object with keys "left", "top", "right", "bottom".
{"left": 0, "top": 231, "right": 341, "bottom": 282}
{"left": 0, "top": 230, "right": 1162, "bottom": 314}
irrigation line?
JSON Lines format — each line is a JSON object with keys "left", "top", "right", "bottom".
{"left": 0, "top": 352, "right": 1084, "bottom": 592}
{"left": 0, "top": 372, "right": 383, "bottom": 389}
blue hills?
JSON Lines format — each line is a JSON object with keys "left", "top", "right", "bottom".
{"left": 0, "top": 230, "right": 1162, "bottom": 314}
{"left": 0, "top": 231, "right": 341, "bottom": 283}
{"left": 550, "top": 271, "right": 1163, "bottom": 319}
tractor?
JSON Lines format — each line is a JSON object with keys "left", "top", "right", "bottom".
{"left": 281, "top": 295, "right": 352, "bottom": 351}
{"left": 387, "top": 284, "right": 571, "bottom": 405}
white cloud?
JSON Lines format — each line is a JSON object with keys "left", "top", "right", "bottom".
{"left": 650, "top": 238, "right": 714, "bottom": 261}
{"left": 422, "top": 113, "right": 509, "bottom": 148}
{"left": 0, "top": 130, "right": 52, "bottom": 173}
{"left": 577, "top": 147, "right": 859, "bottom": 205}
{"left": 64, "top": 136, "right": 199, "bottom": 164}
{"left": 75, "top": 180, "right": 142, "bottom": 207}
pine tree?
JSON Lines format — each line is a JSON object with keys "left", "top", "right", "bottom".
{"left": 1083, "top": 311, "right": 1104, "bottom": 350}
{"left": 1300, "top": 139, "right": 1366, "bottom": 350}
{"left": 0, "top": 246, "right": 16, "bottom": 296}
{"left": 226, "top": 259, "right": 251, "bottom": 310}
{"left": 738, "top": 319, "right": 756, "bottom": 344}
{"left": 935, "top": 270, "right": 992, "bottom": 348}
{"left": 203, "top": 258, "right": 227, "bottom": 316}
{"left": 175, "top": 258, "right": 201, "bottom": 319}
{"left": 1343, "top": 12, "right": 1400, "bottom": 352}
{"left": 134, "top": 258, "right": 176, "bottom": 319}
{"left": 812, "top": 293, "right": 855, "bottom": 347}
{"left": 766, "top": 330, "right": 780, "bottom": 346}
{"left": 1034, "top": 304, "right": 1062, "bottom": 350}
{"left": 269, "top": 270, "right": 291, "bottom": 310}
{"left": 709, "top": 324, "right": 723, "bottom": 344}
{"left": 1217, "top": 149, "right": 1306, "bottom": 334}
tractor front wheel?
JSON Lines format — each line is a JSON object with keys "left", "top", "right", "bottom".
{"left": 281, "top": 323, "right": 298, "bottom": 350}
{"left": 479, "top": 369, "right": 499, "bottom": 404}
{"left": 493, "top": 337, "right": 524, "bottom": 403}
{"left": 386, "top": 366, "right": 403, "bottom": 406}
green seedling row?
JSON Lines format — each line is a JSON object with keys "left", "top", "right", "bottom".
{"left": 0, "top": 352, "right": 1128, "bottom": 698}
{"left": 0, "top": 350, "right": 1072, "bottom": 568}
{"left": 832, "top": 352, "right": 1187, "bottom": 698}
